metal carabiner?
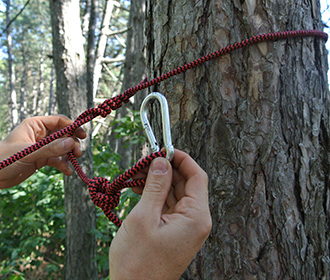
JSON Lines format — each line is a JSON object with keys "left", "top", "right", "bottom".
{"left": 140, "top": 92, "right": 174, "bottom": 161}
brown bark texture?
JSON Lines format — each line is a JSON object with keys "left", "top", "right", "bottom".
{"left": 145, "top": 0, "right": 329, "bottom": 279}
{"left": 50, "top": 0, "right": 97, "bottom": 279}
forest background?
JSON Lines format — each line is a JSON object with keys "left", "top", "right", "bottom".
{"left": 0, "top": 0, "right": 329, "bottom": 279}
{"left": 0, "top": 1, "right": 137, "bottom": 279}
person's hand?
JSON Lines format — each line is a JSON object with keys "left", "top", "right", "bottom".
{"left": 0, "top": 115, "right": 86, "bottom": 189}
{"left": 109, "top": 149, "right": 212, "bottom": 280}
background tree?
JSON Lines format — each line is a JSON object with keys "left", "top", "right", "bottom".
{"left": 145, "top": 0, "right": 329, "bottom": 279}
{"left": 50, "top": 0, "right": 97, "bottom": 279}
{"left": 109, "top": 0, "right": 146, "bottom": 170}
{"left": 0, "top": 1, "right": 131, "bottom": 277}
{"left": 5, "top": 0, "right": 18, "bottom": 129}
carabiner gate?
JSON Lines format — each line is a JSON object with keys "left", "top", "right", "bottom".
{"left": 140, "top": 92, "right": 174, "bottom": 161}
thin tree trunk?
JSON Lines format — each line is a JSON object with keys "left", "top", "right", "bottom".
{"left": 31, "top": 74, "right": 37, "bottom": 115}
{"left": 145, "top": 0, "right": 329, "bottom": 279}
{"left": 82, "top": 0, "right": 91, "bottom": 38}
{"left": 20, "top": 32, "right": 27, "bottom": 122}
{"left": 50, "top": 0, "right": 97, "bottom": 279}
{"left": 48, "top": 64, "right": 55, "bottom": 115}
{"left": 108, "top": 0, "right": 147, "bottom": 170}
{"left": 92, "top": 0, "right": 114, "bottom": 98}
{"left": 35, "top": 46, "right": 45, "bottom": 115}
{"left": 6, "top": 0, "right": 18, "bottom": 129}
{"left": 87, "top": 0, "right": 98, "bottom": 109}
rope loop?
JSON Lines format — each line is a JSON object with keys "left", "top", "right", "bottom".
{"left": 88, "top": 176, "right": 122, "bottom": 226}
{"left": 97, "top": 102, "right": 112, "bottom": 118}
{"left": 105, "top": 97, "right": 122, "bottom": 111}
{"left": 87, "top": 151, "right": 166, "bottom": 226}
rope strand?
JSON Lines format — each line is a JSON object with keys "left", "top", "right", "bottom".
{"left": 0, "top": 30, "right": 327, "bottom": 226}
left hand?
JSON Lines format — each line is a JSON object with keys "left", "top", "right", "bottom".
{"left": 0, "top": 115, "right": 86, "bottom": 189}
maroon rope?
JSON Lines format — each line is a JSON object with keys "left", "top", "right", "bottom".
{"left": 0, "top": 30, "right": 327, "bottom": 226}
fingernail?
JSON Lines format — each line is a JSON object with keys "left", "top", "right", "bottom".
{"left": 62, "top": 138, "right": 73, "bottom": 150}
{"left": 151, "top": 158, "right": 169, "bottom": 174}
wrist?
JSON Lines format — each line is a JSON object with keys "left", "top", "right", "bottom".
{"left": 109, "top": 260, "right": 182, "bottom": 280}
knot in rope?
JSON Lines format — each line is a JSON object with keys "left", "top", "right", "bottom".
{"left": 87, "top": 151, "right": 166, "bottom": 226}
{"left": 97, "top": 102, "right": 113, "bottom": 118}
{"left": 88, "top": 177, "right": 122, "bottom": 226}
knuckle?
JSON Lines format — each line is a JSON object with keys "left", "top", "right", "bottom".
{"left": 145, "top": 181, "right": 166, "bottom": 194}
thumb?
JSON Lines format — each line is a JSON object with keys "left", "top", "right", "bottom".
{"left": 139, "top": 157, "right": 172, "bottom": 216}
{"left": 29, "top": 137, "right": 75, "bottom": 160}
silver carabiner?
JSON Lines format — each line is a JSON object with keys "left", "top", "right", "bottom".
{"left": 140, "top": 92, "right": 174, "bottom": 161}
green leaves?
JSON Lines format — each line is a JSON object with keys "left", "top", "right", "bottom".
{"left": 0, "top": 109, "right": 145, "bottom": 278}
{"left": 0, "top": 167, "right": 65, "bottom": 279}
{"left": 111, "top": 109, "right": 145, "bottom": 147}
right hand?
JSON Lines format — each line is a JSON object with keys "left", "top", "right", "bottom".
{"left": 109, "top": 149, "right": 212, "bottom": 279}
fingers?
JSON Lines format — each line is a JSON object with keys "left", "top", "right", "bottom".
{"left": 26, "top": 137, "right": 80, "bottom": 163}
{"left": 47, "top": 156, "right": 73, "bottom": 176}
{"left": 38, "top": 115, "right": 87, "bottom": 140}
{"left": 138, "top": 157, "right": 173, "bottom": 221}
{"left": 172, "top": 149, "right": 209, "bottom": 203}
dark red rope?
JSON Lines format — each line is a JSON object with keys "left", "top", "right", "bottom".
{"left": 0, "top": 30, "right": 327, "bottom": 226}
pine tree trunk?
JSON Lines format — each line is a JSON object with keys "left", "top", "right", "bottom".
{"left": 108, "top": 0, "right": 147, "bottom": 170}
{"left": 145, "top": 0, "right": 329, "bottom": 279}
{"left": 50, "top": 0, "right": 97, "bottom": 279}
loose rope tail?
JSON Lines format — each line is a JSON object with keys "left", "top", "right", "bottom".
{"left": 0, "top": 30, "right": 327, "bottom": 226}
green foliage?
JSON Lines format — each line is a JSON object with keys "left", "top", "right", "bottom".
{"left": 0, "top": 167, "right": 65, "bottom": 279}
{"left": 0, "top": 0, "right": 53, "bottom": 129}
{"left": 91, "top": 110, "right": 143, "bottom": 277}
{"left": 0, "top": 0, "right": 141, "bottom": 278}
{"left": 111, "top": 109, "right": 145, "bottom": 147}
{"left": 0, "top": 110, "right": 144, "bottom": 279}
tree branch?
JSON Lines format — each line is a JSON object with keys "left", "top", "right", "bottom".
{"left": 1, "top": 0, "right": 31, "bottom": 36}
{"left": 102, "top": 57, "right": 125, "bottom": 63}
{"left": 106, "top": 27, "right": 130, "bottom": 37}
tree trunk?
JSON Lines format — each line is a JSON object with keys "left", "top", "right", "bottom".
{"left": 93, "top": 0, "right": 114, "bottom": 98}
{"left": 50, "top": 0, "right": 97, "bottom": 279}
{"left": 86, "top": 0, "right": 98, "bottom": 109}
{"left": 48, "top": 64, "right": 55, "bottom": 115}
{"left": 19, "top": 32, "right": 27, "bottom": 122}
{"left": 6, "top": 0, "right": 18, "bottom": 129}
{"left": 35, "top": 46, "right": 45, "bottom": 115}
{"left": 145, "top": 0, "right": 329, "bottom": 279}
{"left": 108, "top": 0, "right": 147, "bottom": 170}
{"left": 82, "top": 0, "right": 91, "bottom": 38}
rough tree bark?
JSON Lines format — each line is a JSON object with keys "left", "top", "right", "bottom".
{"left": 145, "top": 0, "right": 329, "bottom": 279}
{"left": 50, "top": 0, "right": 97, "bottom": 279}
